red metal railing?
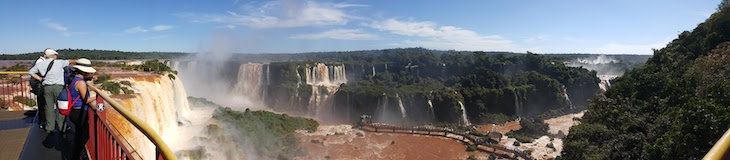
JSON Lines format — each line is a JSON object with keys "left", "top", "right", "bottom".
{"left": 0, "top": 72, "right": 36, "bottom": 111}
{"left": 87, "top": 86, "right": 176, "bottom": 160}
{"left": 0, "top": 71, "right": 174, "bottom": 160}
{"left": 86, "top": 95, "right": 143, "bottom": 159}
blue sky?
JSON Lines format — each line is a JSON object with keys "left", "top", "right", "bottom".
{"left": 0, "top": 0, "right": 721, "bottom": 54}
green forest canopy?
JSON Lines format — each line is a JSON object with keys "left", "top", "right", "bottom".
{"left": 563, "top": 1, "right": 730, "bottom": 159}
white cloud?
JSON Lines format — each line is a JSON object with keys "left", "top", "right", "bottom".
{"left": 125, "top": 25, "right": 174, "bottom": 33}
{"left": 39, "top": 19, "right": 68, "bottom": 32}
{"left": 151, "top": 25, "right": 174, "bottom": 31}
{"left": 179, "top": 0, "right": 358, "bottom": 28}
{"left": 367, "top": 18, "right": 517, "bottom": 51}
{"left": 334, "top": 3, "right": 368, "bottom": 8}
{"left": 125, "top": 26, "right": 148, "bottom": 33}
{"left": 39, "top": 18, "right": 72, "bottom": 36}
{"left": 524, "top": 35, "right": 550, "bottom": 43}
{"left": 290, "top": 29, "right": 377, "bottom": 40}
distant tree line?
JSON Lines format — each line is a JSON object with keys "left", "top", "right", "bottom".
{"left": 0, "top": 49, "right": 188, "bottom": 60}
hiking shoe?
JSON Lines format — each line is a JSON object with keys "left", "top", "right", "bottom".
{"left": 39, "top": 122, "right": 47, "bottom": 131}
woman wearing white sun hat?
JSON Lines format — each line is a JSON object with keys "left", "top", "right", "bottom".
{"left": 67, "top": 58, "right": 97, "bottom": 160}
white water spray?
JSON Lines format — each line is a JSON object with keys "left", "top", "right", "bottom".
{"left": 457, "top": 101, "right": 471, "bottom": 126}
{"left": 396, "top": 93, "right": 407, "bottom": 118}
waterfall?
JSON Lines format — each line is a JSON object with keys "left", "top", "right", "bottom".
{"left": 378, "top": 93, "right": 389, "bottom": 121}
{"left": 599, "top": 79, "right": 611, "bottom": 92}
{"left": 188, "top": 61, "right": 197, "bottom": 73}
{"left": 263, "top": 64, "right": 270, "bottom": 103}
{"left": 231, "top": 63, "right": 265, "bottom": 106}
{"left": 562, "top": 86, "right": 573, "bottom": 109}
{"left": 513, "top": 91, "right": 522, "bottom": 117}
{"left": 457, "top": 101, "right": 471, "bottom": 126}
{"left": 301, "top": 63, "right": 347, "bottom": 117}
{"left": 427, "top": 99, "right": 435, "bottom": 120}
{"left": 598, "top": 75, "right": 617, "bottom": 92}
{"left": 170, "top": 61, "right": 180, "bottom": 71}
{"left": 296, "top": 66, "right": 302, "bottom": 92}
{"left": 109, "top": 74, "right": 191, "bottom": 160}
{"left": 396, "top": 93, "right": 407, "bottom": 118}
{"left": 372, "top": 65, "right": 375, "bottom": 76}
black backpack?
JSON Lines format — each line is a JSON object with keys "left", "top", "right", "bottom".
{"left": 30, "top": 59, "right": 54, "bottom": 95}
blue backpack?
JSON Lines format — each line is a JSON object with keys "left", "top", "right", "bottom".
{"left": 57, "top": 67, "right": 81, "bottom": 116}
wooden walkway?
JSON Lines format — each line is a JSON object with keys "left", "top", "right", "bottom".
{"left": 0, "top": 110, "right": 79, "bottom": 160}
{"left": 358, "top": 123, "right": 535, "bottom": 160}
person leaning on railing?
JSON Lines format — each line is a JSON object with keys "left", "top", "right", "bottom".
{"left": 29, "top": 48, "right": 77, "bottom": 134}
{"left": 68, "top": 58, "right": 98, "bottom": 160}
{"left": 30, "top": 49, "right": 49, "bottom": 127}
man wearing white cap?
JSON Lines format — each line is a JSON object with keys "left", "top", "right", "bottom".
{"left": 28, "top": 48, "right": 77, "bottom": 134}
{"left": 30, "top": 48, "right": 50, "bottom": 127}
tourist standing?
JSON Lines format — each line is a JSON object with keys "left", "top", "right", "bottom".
{"left": 30, "top": 49, "right": 49, "bottom": 127}
{"left": 68, "top": 58, "right": 97, "bottom": 160}
{"left": 28, "top": 49, "right": 76, "bottom": 133}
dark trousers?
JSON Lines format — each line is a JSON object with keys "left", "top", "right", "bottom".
{"left": 34, "top": 88, "right": 46, "bottom": 123}
{"left": 69, "top": 109, "right": 89, "bottom": 160}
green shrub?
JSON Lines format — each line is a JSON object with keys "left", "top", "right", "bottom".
{"left": 5, "top": 63, "right": 29, "bottom": 71}
{"left": 514, "top": 135, "right": 534, "bottom": 143}
{"left": 101, "top": 81, "right": 122, "bottom": 94}
{"left": 13, "top": 96, "right": 35, "bottom": 107}
{"left": 212, "top": 107, "right": 319, "bottom": 158}
{"left": 467, "top": 155, "right": 477, "bottom": 160}
{"left": 466, "top": 145, "right": 477, "bottom": 152}
{"left": 514, "top": 141, "right": 520, "bottom": 146}
{"left": 121, "top": 87, "right": 135, "bottom": 94}
{"left": 96, "top": 74, "right": 112, "bottom": 83}
{"left": 119, "top": 81, "right": 132, "bottom": 86}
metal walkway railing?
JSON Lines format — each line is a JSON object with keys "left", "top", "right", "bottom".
{"left": 88, "top": 86, "right": 176, "bottom": 160}
{"left": 705, "top": 128, "right": 730, "bottom": 160}
{"left": 0, "top": 72, "right": 36, "bottom": 111}
{"left": 0, "top": 71, "right": 176, "bottom": 160}
{"left": 357, "top": 122, "right": 535, "bottom": 160}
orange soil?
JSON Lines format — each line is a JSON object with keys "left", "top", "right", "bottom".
{"left": 95, "top": 67, "right": 160, "bottom": 80}
{"left": 477, "top": 121, "right": 521, "bottom": 134}
{"left": 296, "top": 125, "right": 493, "bottom": 160}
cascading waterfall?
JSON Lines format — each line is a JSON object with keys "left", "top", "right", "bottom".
{"left": 562, "top": 86, "right": 573, "bottom": 109}
{"left": 427, "top": 99, "right": 435, "bottom": 120}
{"left": 232, "top": 63, "right": 265, "bottom": 106}
{"left": 188, "top": 61, "right": 197, "bottom": 73}
{"left": 379, "top": 93, "right": 389, "bottom": 121}
{"left": 598, "top": 75, "right": 617, "bottom": 92}
{"left": 599, "top": 79, "right": 611, "bottom": 92}
{"left": 457, "top": 101, "right": 471, "bottom": 126}
{"left": 513, "top": 91, "right": 522, "bottom": 117}
{"left": 263, "top": 64, "right": 270, "bottom": 103}
{"left": 110, "top": 74, "right": 191, "bottom": 160}
{"left": 372, "top": 65, "right": 375, "bottom": 76}
{"left": 396, "top": 93, "right": 407, "bottom": 118}
{"left": 302, "top": 63, "right": 347, "bottom": 117}
{"left": 172, "top": 61, "right": 180, "bottom": 71}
